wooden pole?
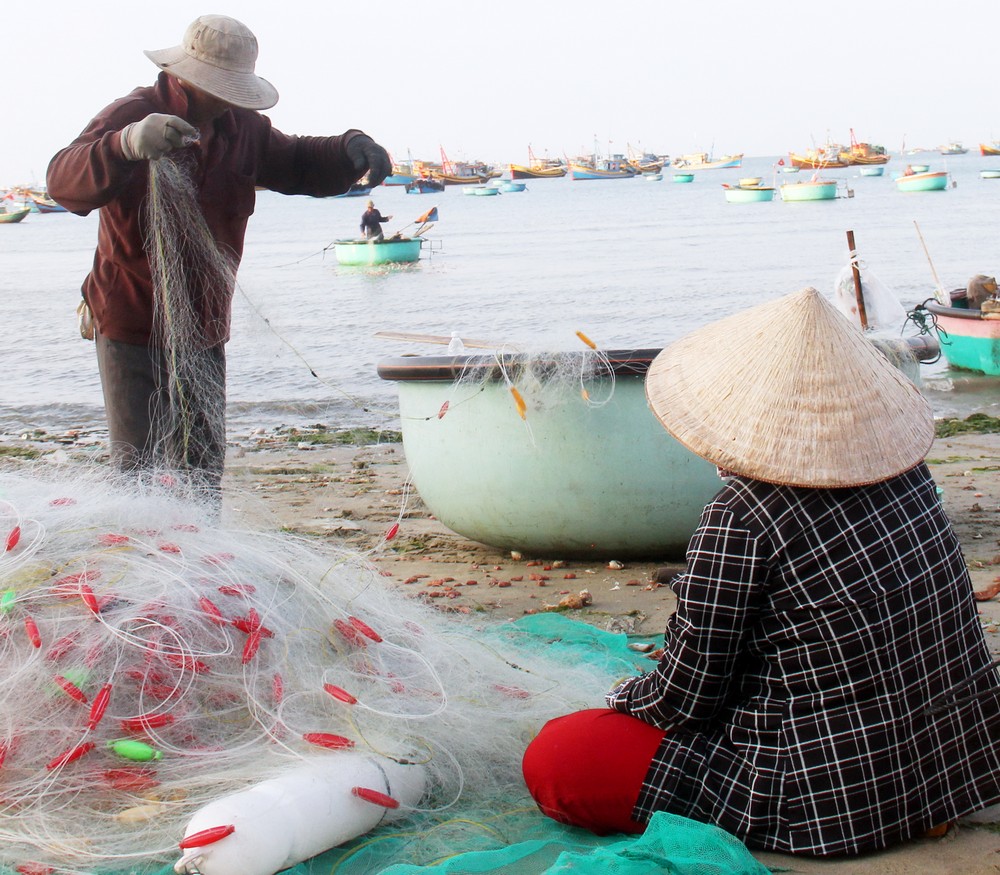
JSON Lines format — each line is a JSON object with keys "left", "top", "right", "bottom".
{"left": 374, "top": 330, "right": 508, "bottom": 350}
{"left": 845, "top": 230, "right": 869, "bottom": 330}
{"left": 913, "top": 220, "right": 951, "bottom": 305}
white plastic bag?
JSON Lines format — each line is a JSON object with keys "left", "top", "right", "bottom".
{"left": 832, "top": 260, "right": 907, "bottom": 330}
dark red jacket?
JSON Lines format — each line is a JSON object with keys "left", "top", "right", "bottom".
{"left": 47, "top": 73, "right": 363, "bottom": 345}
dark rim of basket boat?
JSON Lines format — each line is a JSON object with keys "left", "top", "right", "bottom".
{"left": 377, "top": 348, "right": 662, "bottom": 382}
{"left": 377, "top": 338, "right": 937, "bottom": 382}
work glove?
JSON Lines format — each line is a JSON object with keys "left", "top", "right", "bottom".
{"left": 346, "top": 135, "right": 391, "bottom": 187}
{"left": 120, "top": 114, "right": 199, "bottom": 162}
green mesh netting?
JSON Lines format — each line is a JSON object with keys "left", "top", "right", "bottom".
{"left": 302, "top": 810, "right": 771, "bottom": 874}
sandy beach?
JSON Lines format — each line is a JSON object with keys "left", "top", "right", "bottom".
{"left": 3, "top": 420, "right": 1000, "bottom": 873}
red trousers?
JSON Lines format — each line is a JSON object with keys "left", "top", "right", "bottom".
{"left": 521, "top": 708, "right": 666, "bottom": 835}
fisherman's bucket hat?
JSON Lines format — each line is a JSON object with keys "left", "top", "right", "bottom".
{"left": 145, "top": 15, "right": 279, "bottom": 110}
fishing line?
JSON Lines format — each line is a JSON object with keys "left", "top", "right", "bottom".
{"left": 147, "top": 156, "right": 399, "bottom": 427}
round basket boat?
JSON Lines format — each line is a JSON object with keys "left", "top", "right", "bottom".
{"left": 378, "top": 349, "right": 721, "bottom": 559}
{"left": 333, "top": 237, "right": 422, "bottom": 266}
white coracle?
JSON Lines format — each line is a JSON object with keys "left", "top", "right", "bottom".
{"left": 0, "top": 464, "right": 617, "bottom": 874}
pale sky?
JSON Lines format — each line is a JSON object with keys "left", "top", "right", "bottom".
{"left": 6, "top": 1, "right": 997, "bottom": 184}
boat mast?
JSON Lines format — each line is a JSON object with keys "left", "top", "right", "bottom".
{"left": 439, "top": 146, "right": 453, "bottom": 176}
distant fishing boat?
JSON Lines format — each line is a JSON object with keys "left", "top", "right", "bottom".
{"left": 672, "top": 172, "right": 694, "bottom": 183}
{"left": 433, "top": 147, "right": 496, "bottom": 185}
{"left": 981, "top": 169, "right": 1000, "bottom": 179}
{"left": 568, "top": 155, "right": 637, "bottom": 180}
{"left": 672, "top": 152, "right": 743, "bottom": 170}
{"left": 859, "top": 166, "right": 884, "bottom": 177}
{"left": 383, "top": 170, "right": 416, "bottom": 186}
{"left": 29, "top": 193, "right": 68, "bottom": 212}
{"left": 779, "top": 178, "right": 839, "bottom": 201}
{"left": 509, "top": 147, "right": 567, "bottom": 179}
{"left": 405, "top": 178, "right": 445, "bottom": 195}
{"left": 723, "top": 184, "right": 775, "bottom": 203}
{"left": 980, "top": 142, "right": 1000, "bottom": 156}
{"left": 939, "top": 142, "right": 968, "bottom": 155}
{"left": 463, "top": 185, "right": 500, "bottom": 196}
{"left": 840, "top": 130, "right": 889, "bottom": 165}
{"left": 0, "top": 207, "right": 30, "bottom": 224}
{"left": 788, "top": 142, "right": 849, "bottom": 169}
{"left": 895, "top": 170, "right": 950, "bottom": 192}
{"left": 626, "top": 146, "right": 668, "bottom": 174}
{"left": 333, "top": 184, "right": 371, "bottom": 198}
{"left": 497, "top": 180, "right": 527, "bottom": 192}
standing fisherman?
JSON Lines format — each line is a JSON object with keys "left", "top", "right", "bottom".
{"left": 47, "top": 14, "right": 391, "bottom": 502}
{"left": 360, "top": 200, "right": 392, "bottom": 241}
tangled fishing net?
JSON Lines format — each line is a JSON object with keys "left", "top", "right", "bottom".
{"left": 0, "top": 462, "right": 639, "bottom": 875}
{"left": 413, "top": 338, "right": 631, "bottom": 443}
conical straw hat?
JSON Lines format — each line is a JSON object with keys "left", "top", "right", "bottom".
{"left": 645, "top": 287, "right": 935, "bottom": 487}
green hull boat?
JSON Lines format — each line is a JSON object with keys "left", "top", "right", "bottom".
{"left": 924, "top": 301, "right": 1000, "bottom": 375}
{"left": 724, "top": 185, "right": 775, "bottom": 203}
{"left": 780, "top": 179, "right": 838, "bottom": 201}
{"left": 895, "top": 171, "right": 949, "bottom": 192}
{"left": 333, "top": 238, "right": 422, "bottom": 265}
{"left": 378, "top": 349, "right": 721, "bottom": 559}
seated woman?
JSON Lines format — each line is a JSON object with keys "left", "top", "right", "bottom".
{"left": 522, "top": 287, "right": 1000, "bottom": 857}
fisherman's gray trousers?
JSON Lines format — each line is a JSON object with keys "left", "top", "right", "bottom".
{"left": 95, "top": 333, "right": 226, "bottom": 501}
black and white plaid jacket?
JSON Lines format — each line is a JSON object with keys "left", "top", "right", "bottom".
{"left": 607, "top": 462, "right": 1000, "bottom": 855}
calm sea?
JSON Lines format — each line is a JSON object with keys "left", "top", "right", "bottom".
{"left": 3, "top": 153, "right": 999, "bottom": 440}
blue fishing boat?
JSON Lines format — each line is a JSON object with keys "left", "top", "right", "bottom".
{"left": 30, "top": 193, "right": 69, "bottom": 212}
{"left": 383, "top": 172, "right": 416, "bottom": 186}
{"left": 463, "top": 186, "right": 500, "bottom": 196}
{"left": 498, "top": 180, "right": 527, "bottom": 192}
{"left": 859, "top": 166, "right": 884, "bottom": 177}
{"left": 672, "top": 173, "right": 694, "bottom": 183}
{"left": 405, "top": 178, "right": 445, "bottom": 195}
{"left": 568, "top": 155, "right": 637, "bottom": 180}
{"left": 333, "top": 184, "right": 371, "bottom": 198}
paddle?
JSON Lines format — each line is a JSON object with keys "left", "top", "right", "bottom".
{"left": 391, "top": 206, "right": 439, "bottom": 239}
